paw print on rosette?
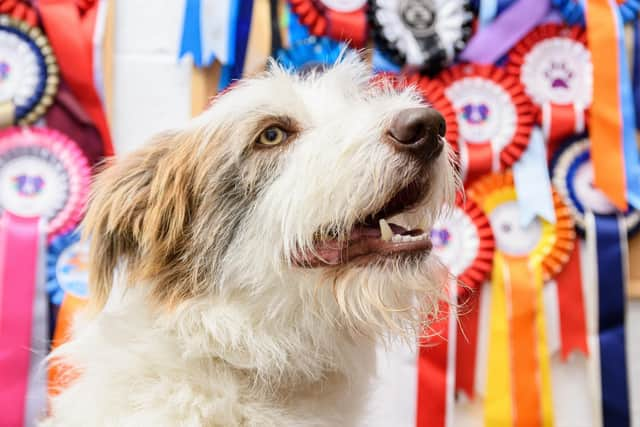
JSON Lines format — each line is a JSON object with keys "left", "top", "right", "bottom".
{"left": 288, "top": 0, "right": 368, "bottom": 47}
{"left": 439, "top": 64, "right": 536, "bottom": 185}
{"left": 507, "top": 24, "right": 591, "bottom": 155}
{"left": 467, "top": 171, "right": 575, "bottom": 426}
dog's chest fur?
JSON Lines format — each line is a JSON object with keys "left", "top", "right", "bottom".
{"left": 44, "top": 286, "right": 375, "bottom": 427}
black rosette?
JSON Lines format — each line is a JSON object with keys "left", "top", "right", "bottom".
{"left": 368, "top": 0, "right": 473, "bottom": 75}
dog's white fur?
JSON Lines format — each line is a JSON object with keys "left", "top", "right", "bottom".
{"left": 43, "top": 56, "right": 457, "bottom": 427}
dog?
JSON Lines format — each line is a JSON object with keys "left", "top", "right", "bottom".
{"left": 44, "top": 55, "right": 457, "bottom": 427}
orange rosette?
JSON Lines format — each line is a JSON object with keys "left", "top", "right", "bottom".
{"left": 468, "top": 171, "right": 574, "bottom": 427}
{"left": 438, "top": 64, "right": 536, "bottom": 186}
{"left": 507, "top": 24, "right": 591, "bottom": 155}
{"left": 288, "top": 0, "right": 368, "bottom": 47}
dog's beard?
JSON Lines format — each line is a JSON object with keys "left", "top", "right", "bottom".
{"left": 314, "top": 251, "right": 449, "bottom": 339}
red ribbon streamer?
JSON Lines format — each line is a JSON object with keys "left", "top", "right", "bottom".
{"left": 455, "top": 292, "right": 481, "bottom": 398}
{"left": 38, "top": 0, "right": 114, "bottom": 156}
{"left": 465, "top": 142, "right": 494, "bottom": 185}
{"left": 556, "top": 242, "right": 589, "bottom": 359}
{"left": 417, "top": 300, "right": 451, "bottom": 427}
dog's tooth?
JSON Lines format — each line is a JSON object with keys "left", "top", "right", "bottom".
{"left": 391, "top": 234, "right": 403, "bottom": 243}
{"left": 379, "top": 219, "right": 393, "bottom": 242}
{"left": 401, "top": 235, "right": 412, "bottom": 242}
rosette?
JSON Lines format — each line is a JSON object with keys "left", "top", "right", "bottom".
{"left": 288, "top": 0, "right": 368, "bottom": 47}
{"left": 617, "top": 0, "right": 640, "bottom": 22}
{"left": 431, "top": 196, "right": 494, "bottom": 293}
{"left": 550, "top": 135, "right": 640, "bottom": 236}
{"left": 0, "top": 127, "right": 90, "bottom": 239}
{"left": 468, "top": 171, "right": 574, "bottom": 426}
{"left": 0, "top": 15, "right": 59, "bottom": 125}
{"left": 508, "top": 24, "right": 591, "bottom": 149}
{"left": 368, "top": 0, "right": 473, "bottom": 75}
{"left": 439, "top": 64, "right": 536, "bottom": 184}
{"left": 276, "top": 36, "right": 344, "bottom": 71}
{"left": 46, "top": 231, "right": 89, "bottom": 306}
{"left": 551, "top": 0, "right": 585, "bottom": 25}
{"left": 402, "top": 73, "right": 459, "bottom": 145}
{"left": 551, "top": 135, "right": 635, "bottom": 425}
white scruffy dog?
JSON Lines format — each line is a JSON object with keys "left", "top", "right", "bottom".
{"left": 44, "top": 56, "right": 457, "bottom": 427}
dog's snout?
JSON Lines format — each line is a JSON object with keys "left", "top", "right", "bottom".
{"left": 387, "top": 108, "right": 445, "bottom": 160}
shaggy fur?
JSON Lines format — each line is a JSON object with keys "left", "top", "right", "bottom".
{"left": 43, "top": 56, "right": 457, "bottom": 427}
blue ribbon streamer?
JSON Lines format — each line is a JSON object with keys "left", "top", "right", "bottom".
{"left": 594, "top": 215, "right": 631, "bottom": 427}
{"left": 219, "top": 0, "right": 254, "bottom": 90}
{"left": 179, "top": 0, "right": 203, "bottom": 67}
{"left": 478, "top": 0, "right": 500, "bottom": 27}
{"left": 551, "top": 0, "right": 585, "bottom": 25}
{"left": 612, "top": 4, "right": 640, "bottom": 209}
{"left": 513, "top": 127, "right": 556, "bottom": 226}
{"left": 633, "top": 19, "right": 640, "bottom": 129}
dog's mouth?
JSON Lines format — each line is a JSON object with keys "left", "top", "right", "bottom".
{"left": 294, "top": 179, "right": 432, "bottom": 267}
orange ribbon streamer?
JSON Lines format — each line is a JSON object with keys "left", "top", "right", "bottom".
{"left": 38, "top": 0, "right": 114, "bottom": 156}
{"left": 504, "top": 257, "right": 542, "bottom": 427}
{"left": 585, "top": 0, "right": 627, "bottom": 210}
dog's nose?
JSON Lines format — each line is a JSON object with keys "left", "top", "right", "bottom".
{"left": 387, "top": 108, "right": 446, "bottom": 160}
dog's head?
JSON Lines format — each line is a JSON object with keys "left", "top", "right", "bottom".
{"left": 86, "top": 55, "right": 457, "bottom": 336}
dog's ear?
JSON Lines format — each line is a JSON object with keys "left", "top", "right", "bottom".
{"left": 84, "top": 130, "right": 199, "bottom": 312}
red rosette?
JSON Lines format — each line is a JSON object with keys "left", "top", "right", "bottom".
{"left": 438, "top": 64, "right": 536, "bottom": 185}
{"left": 288, "top": 0, "right": 368, "bottom": 47}
{"left": 507, "top": 24, "right": 591, "bottom": 152}
{"left": 403, "top": 73, "right": 459, "bottom": 146}
{"left": 0, "top": 0, "right": 37, "bottom": 26}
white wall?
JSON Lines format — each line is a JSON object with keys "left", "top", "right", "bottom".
{"left": 111, "top": 2, "right": 640, "bottom": 425}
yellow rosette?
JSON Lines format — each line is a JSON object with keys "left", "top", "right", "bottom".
{"left": 468, "top": 171, "right": 575, "bottom": 427}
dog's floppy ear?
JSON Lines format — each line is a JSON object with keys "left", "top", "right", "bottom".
{"left": 84, "top": 130, "right": 199, "bottom": 312}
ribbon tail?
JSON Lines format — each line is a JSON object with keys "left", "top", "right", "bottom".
{"left": 179, "top": 0, "right": 203, "bottom": 66}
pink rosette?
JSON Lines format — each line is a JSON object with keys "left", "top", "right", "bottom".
{"left": 0, "top": 127, "right": 90, "bottom": 241}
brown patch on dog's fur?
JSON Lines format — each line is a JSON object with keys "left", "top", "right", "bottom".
{"left": 84, "top": 124, "right": 285, "bottom": 313}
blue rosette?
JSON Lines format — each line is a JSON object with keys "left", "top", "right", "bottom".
{"left": 550, "top": 134, "right": 640, "bottom": 236}
{"left": 552, "top": 0, "right": 639, "bottom": 24}
{"left": 46, "top": 230, "right": 90, "bottom": 305}
{"left": 276, "top": 36, "right": 345, "bottom": 71}
{"left": 0, "top": 15, "right": 59, "bottom": 124}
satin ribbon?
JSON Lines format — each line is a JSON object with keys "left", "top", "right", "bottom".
{"left": 478, "top": 0, "right": 500, "bottom": 27}
{"left": 633, "top": 19, "right": 640, "bottom": 128}
{"left": 588, "top": 214, "right": 631, "bottom": 426}
{"left": 585, "top": 0, "right": 640, "bottom": 210}
{"left": 37, "top": 0, "right": 114, "bottom": 156}
{"left": 219, "top": 0, "right": 254, "bottom": 90}
{"left": 542, "top": 103, "right": 585, "bottom": 154}
{"left": 513, "top": 127, "right": 556, "bottom": 226}
{"left": 555, "top": 242, "right": 588, "bottom": 359}
{"left": 25, "top": 218, "right": 47, "bottom": 426}
{"left": 460, "top": 0, "right": 550, "bottom": 64}
{"left": 484, "top": 253, "right": 513, "bottom": 426}
{"left": 461, "top": 142, "right": 494, "bottom": 185}
{"left": 48, "top": 293, "right": 86, "bottom": 396}
{"left": 0, "top": 213, "right": 40, "bottom": 427}
{"left": 416, "top": 280, "right": 457, "bottom": 427}
{"left": 455, "top": 291, "right": 481, "bottom": 398}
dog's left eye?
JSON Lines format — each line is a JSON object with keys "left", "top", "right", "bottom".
{"left": 257, "top": 126, "right": 287, "bottom": 146}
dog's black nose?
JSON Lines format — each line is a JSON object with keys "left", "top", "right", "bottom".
{"left": 387, "top": 108, "right": 445, "bottom": 160}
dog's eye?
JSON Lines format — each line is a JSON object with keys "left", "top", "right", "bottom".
{"left": 257, "top": 126, "right": 287, "bottom": 146}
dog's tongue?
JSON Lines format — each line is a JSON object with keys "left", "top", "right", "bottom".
{"left": 294, "top": 222, "right": 432, "bottom": 267}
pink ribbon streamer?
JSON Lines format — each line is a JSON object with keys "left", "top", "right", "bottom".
{"left": 0, "top": 212, "right": 40, "bottom": 426}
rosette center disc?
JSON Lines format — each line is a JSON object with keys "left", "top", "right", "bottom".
{"left": 0, "top": 31, "right": 38, "bottom": 105}
{"left": 446, "top": 77, "right": 517, "bottom": 145}
{"left": 0, "top": 146, "right": 68, "bottom": 219}
{"left": 572, "top": 160, "right": 617, "bottom": 215}
{"left": 400, "top": 0, "right": 436, "bottom": 37}
{"left": 521, "top": 37, "right": 592, "bottom": 106}
{"left": 431, "top": 207, "right": 480, "bottom": 276}
{"left": 489, "top": 201, "right": 543, "bottom": 257}
{"left": 319, "top": 0, "right": 367, "bottom": 12}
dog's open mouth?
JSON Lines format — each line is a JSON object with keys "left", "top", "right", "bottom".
{"left": 295, "top": 180, "right": 432, "bottom": 267}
